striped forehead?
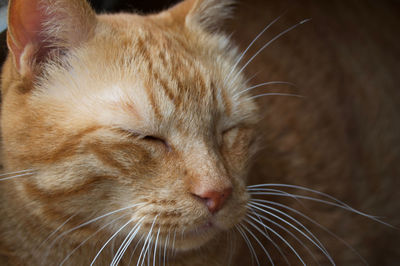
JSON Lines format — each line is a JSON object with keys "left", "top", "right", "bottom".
{"left": 36, "top": 24, "right": 238, "bottom": 134}
{"left": 124, "top": 32, "right": 235, "bottom": 129}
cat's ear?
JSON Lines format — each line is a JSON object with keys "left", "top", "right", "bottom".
{"left": 166, "top": 0, "right": 234, "bottom": 31}
{"left": 7, "top": 0, "right": 96, "bottom": 77}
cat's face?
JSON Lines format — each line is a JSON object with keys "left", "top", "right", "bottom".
{"left": 2, "top": 0, "right": 258, "bottom": 251}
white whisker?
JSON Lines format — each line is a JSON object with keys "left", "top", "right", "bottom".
{"left": 249, "top": 93, "right": 304, "bottom": 100}
{"left": 243, "top": 71, "right": 261, "bottom": 85}
{"left": 171, "top": 228, "right": 178, "bottom": 258}
{"left": 249, "top": 190, "right": 342, "bottom": 208}
{"left": 247, "top": 213, "right": 306, "bottom": 265}
{"left": 146, "top": 234, "right": 153, "bottom": 266}
{"left": 112, "top": 217, "right": 145, "bottom": 266}
{"left": 60, "top": 213, "right": 128, "bottom": 266}
{"left": 44, "top": 203, "right": 143, "bottom": 262}
{"left": 232, "top": 19, "right": 311, "bottom": 83}
{"left": 241, "top": 222, "right": 274, "bottom": 265}
{"left": 250, "top": 200, "right": 330, "bottom": 257}
{"left": 235, "top": 224, "right": 259, "bottom": 266}
{"left": 129, "top": 225, "right": 146, "bottom": 266}
{"left": 249, "top": 203, "right": 335, "bottom": 265}
{"left": 249, "top": 184, "right": 355, "bottom": 209}
{"left": 38, "top": 214, "right": 76, "bottom": 249}
{"left": 0, "top": 169, "right": 32, "bottom": 176}
{"left": 248, "top": 189, "right": 392, "bottom": 226}
{"left": 112, "top": 226, "right": 134, "bottom": 266}
{"left": 235, "top": 81, "right": 296, "bottom": 98}
{"left": 249, "top": 184, "right": 388, "bottom": 223}
{"left": 251, "top": 208, "right": 272, "bottom": 242}
{"left": 111, "top": 238, "right": 116, "bottom": 258}
{"left": 245, "top": 208, "right": 291, "bottom": 266}
{"left": 0, "top": 172, "right": 34, "bottom": 181}
{"left": 128, "top": 233, "right": 146, "bottom": 266}
{"left": 226, "top": 14, "right": 284, "bottom": 84}
{"left": 137, "top": 215, "right": 158, "bottom": 266}
{"left": 153, "top": 227, "right": 161, "bottom": 266}
{"left": 91, "top": 216, "right": 145, "bottom": 266}
{"left": 0, "top": 169, "right": 34, "bottom": 177}
{"left": 252, "top": 199, "right": 369, "bottom": 264}
{"left": 43, "top": 203, "right": 143, "bottom": 265}
{"left": 163, "top": 228, "right": 170, "bottom": 266}
{"left": 248, "top": 187, "right": 304, "bottom": 206}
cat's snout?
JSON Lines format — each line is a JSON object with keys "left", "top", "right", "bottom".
{"left": 191, "top": 187, "right": 232, "bottom": 214}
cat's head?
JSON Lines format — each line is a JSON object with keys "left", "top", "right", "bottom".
{"left": 1, "top": 0, "right": 259, "bottom": 251}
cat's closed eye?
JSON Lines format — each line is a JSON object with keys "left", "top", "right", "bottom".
{"left": 141, "top": 135, "right": 171, "bottom": 150}
{"left": 119, "top": 129, "right": 170, "bottom": 150}
{"left": 222, "top": 126, "right": 253, "bottom": 147}
{"left": 0, "top": 0, "right": 396, "bottom": 265}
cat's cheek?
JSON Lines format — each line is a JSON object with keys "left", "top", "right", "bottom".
{"left": 221, "top": 146, "right": 251, "bottom": 177}
{"left": 215, "top": 184, "right": 249, "bottom": 229}
{"left": 221, "top": 128, "right": 255, "bottom": 171}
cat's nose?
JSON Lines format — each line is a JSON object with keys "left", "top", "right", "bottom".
{"left": 192, "top": 187, "right": 232, "bottom": 214}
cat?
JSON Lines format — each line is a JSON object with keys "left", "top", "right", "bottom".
{"left": 0, "top": 0, "right": 399, "bottom": 265}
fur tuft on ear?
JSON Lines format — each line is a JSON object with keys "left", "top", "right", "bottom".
{"left": 166, "top": 0, "right": 235, "bottom": 32}
{"left": 187, "top": 0, "right": 235, "bottom": 31}
{"left": 7, "top": 0, "right": 96, "bottom": 76}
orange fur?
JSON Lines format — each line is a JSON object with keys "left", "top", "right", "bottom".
{"left": 0, "top": 0, "right": 398, "bottom": 265}
{"left": 0, "top": 0, "right": 256, "bottom": 265}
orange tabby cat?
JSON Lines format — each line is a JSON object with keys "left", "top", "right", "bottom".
{"left": 0, "top": 0, "right": 398, "bottom": 265}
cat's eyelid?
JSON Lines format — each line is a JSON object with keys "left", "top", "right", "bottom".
{"left": 222, "top": 124, "right": 243, "bottom": 134}
{"left": 222, "top": 124, "right": 254, "bottom": 136}
{"left": 117, "top": 128, "right": 171, "bottom": 150}
{"left": 142, "top": 135, "right": 172, "bottom": 151}
{"left": 222, "top": 126, "right": 237, "bottom": 134}
{"left": 114, "top": 128, "right": 151, "bottom": 140}
{"left": 122, "top": 130, "right": 158, "bottom": 140}
{"left": 117, "top": 128, "right": 142, "bottom": 138}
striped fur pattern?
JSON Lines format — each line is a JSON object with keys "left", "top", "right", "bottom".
{"left": 2, "top": 0, "right": 398, "bottom": 265}
{"left": 0, "top": 0, "right": 259, "bottom": 265}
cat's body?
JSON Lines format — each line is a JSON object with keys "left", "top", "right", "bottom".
{"left": 230, "top": 0, "right": 400, "bottom": 264}
{"left": 0, "top": 0, "right": 399, "bottom": 265}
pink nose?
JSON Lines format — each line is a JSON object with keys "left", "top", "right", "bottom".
{"left": 192, "top": 187, "right": 232, "bottom": 214}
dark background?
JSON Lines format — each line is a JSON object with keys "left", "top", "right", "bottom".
{"left": 88, "top": 0, "right": 180, "bottom": 13}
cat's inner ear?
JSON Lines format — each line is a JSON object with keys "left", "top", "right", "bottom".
{"left": 164, "top": 0, "right": 234, "bottom": 31}
{"left": 7, "top": 0, "right": 96, "bottom": 77}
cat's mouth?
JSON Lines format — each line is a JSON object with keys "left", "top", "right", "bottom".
{"left": 168, "top": 219, "right": 228, "bottom": 251}
{"left": 169, "top": 197, "right": 249, "bottom": 251}
{"left": 183, "top": 221, "right": 215, "bottom": 238}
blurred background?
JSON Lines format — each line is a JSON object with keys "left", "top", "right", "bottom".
{"left": 87, "top": 0, "right": 180, "bottom": 13}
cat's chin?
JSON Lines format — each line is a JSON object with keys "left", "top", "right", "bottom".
{"left": 172, "top": 233, "right": 216, "bottom": 252}
{"left": 171, "top": 203, "right": 248, "bottom": 251}
{"left": 169, "top": 221, "right": 231, "bottom": 252}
